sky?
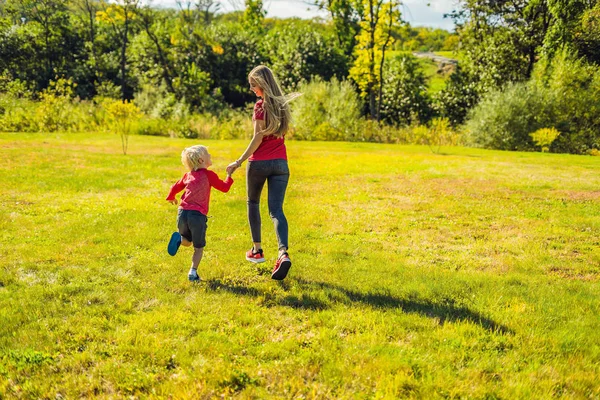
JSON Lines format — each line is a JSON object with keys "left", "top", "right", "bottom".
{"left": 150, "top": 0, "right": 457, "bottom": 31}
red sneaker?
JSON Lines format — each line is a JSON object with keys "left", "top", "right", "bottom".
{"left": 271, "top": 252, "right": 292, "bottom": 280}
{"left": 245, "top": 248, "right": 265, "bottom": 263}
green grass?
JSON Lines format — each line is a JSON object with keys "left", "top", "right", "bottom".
{"left": 1, "top": 132, "right": 599, "bottom": 398}
{"left": 418, "top": 57, "right": 448, "bottom": 93}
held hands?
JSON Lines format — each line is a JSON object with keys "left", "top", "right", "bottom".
{"left": 226, "top": 161, "right": 241, "bottom": 176}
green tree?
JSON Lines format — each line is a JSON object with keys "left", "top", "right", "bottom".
{"left": 135, "top": 6, "right": 176, "bottom": 95}
{"left": 263, "top": 20, "right": 347, "bottom": 91}
{"left": 379, "top": 53, "right": 432, "bottom": 126}
{"left": 452, "top": 0, "right": 552, "bottom": 92}
{"left": 242, "top": 0, "right": 265, "bottom": 35}
{"left": 433, "top": 65, "right": 479, "bottom": 126}
{"left": 544, "top": 0, "right": 599, "bottom": 61}
{"left": 97, "top": 0, "right": 140, "bottom": 100}
{"left": 1, "top": 0, "right": 78, "bottom": 92}
{"left": 314, "top": 0, "right": 362, "bottom": 57}
{"left": 207, "top": 22, "right": 264, "bottom": 106}
{"left": 572, "top": 3, "right": 600, "bottom": 64}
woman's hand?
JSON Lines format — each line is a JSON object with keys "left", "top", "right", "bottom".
{"left": 168, "top": 198, "right": 178, "bottom": 205}
{"left": 226, "top": 162, "right": 239, "bottom": 175}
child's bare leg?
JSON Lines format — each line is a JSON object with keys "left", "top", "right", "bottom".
{"left": 191, "top": 247, "right": 204, "bottom": 269}
{"left": 253, "top": 242, "right": 262, "bottom": 252}
{"left": 181, "top": 237, "right": 192, "bottom": 247}
{"left": 188, "top": 247, "right": 204, "bottom": 281}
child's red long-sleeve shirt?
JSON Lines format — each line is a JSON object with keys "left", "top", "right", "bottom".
{"left": 166, "top": 169, "right": 233, "bottom": 215}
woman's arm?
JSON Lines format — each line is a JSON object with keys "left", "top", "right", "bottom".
{"left": 227, "top": 119, "right": 265, "bottom": 173}
{"left": 238, "top": 119, "right": 266, "bottom": 164}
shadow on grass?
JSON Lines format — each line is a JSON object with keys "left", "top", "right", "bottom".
{"left": 205, "top": 277, "right": 512, "bottom": 334}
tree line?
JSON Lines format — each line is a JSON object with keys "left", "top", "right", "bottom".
{"left": 0, "top": 0, "right": 452, "bottom": 112}
{"left": 0, "top": 0, "right": 599, "bottom": 154}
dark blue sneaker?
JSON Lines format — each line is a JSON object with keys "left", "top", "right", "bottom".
{"left": 188, "top": 271, "right": 200, "bottom": 282}
{"left": 167, "top": 232, "right": 181, "bottom": 256}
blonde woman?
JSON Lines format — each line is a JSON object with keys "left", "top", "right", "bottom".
{"left": 167, "top": 145, "right": 234, "bottom": 281}
{"left": 227, "top": 65, "right": 299, "bottom": 280}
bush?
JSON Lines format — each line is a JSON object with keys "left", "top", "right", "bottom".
{"left": 466, "top": 50, "right": 600, "bottom": 154}
{"left": 133, "top": 118, "right": 169, "bottom": 136}
{"left": 135, "top": 84, "right": 190, "bottom": 120}
{"left": 291, "top": 77, "right": 361, "bottom": 141}
{"left": 530, "top": 128, "right": 561, "bottom": 152}
{"left": 465, "top": 82, "right": 551, "bottom": 151}
{"left": 105, "top": 100, "right": 143, "bottom": 155}
{"left": 416, "top": 118, "right": 460, "bottom": 153}
{"left": 0, "top": 95, "right": 38, "bottom": 132}
{"left": 0, "top": 77, "right": 100, "bottom": 133}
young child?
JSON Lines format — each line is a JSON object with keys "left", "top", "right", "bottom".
{"left": 166, "top": 145, "right": 233, "bottom": 281}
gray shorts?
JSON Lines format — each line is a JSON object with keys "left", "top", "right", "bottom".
{"left": 177, "top": 209, "right": 208, "bottom": 248}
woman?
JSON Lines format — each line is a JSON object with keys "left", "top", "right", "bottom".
{"left": 226, "top": 65, "right": 299, "bottom": 280}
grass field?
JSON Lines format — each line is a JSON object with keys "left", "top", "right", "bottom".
{"left": 1, "top": 132, "right": 599, "bottom": 399}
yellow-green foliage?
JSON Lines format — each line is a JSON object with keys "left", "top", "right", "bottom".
{"left": 0, "top": 78, "right": 97, "bottom": 133}
{"left": 412, "top": 118, "right": 460, "bottom": 153}
{"left": 36, "top": 78, "right": 78, "bottom": 132}
{"left": 349, "top": 0, "right": 401, "bottom": 99}
{"left": 105, "top": 100, "right": 142, "bottom": 155}
{"left": 530, "top": 127, "right": 561, "bottom": 152}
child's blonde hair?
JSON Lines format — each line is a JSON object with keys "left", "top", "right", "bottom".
{"left": 181, "top": 145, "right": 209, "bottom": 171}
{"left": 248, "top": 65, "right": 301, "bottom": 138}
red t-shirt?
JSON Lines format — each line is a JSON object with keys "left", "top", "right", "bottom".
{"left": 166, "top": 169, "right": 233, "bottom": 215}
{"left": 248, "top": 99, "right": 288, "bottom": 161}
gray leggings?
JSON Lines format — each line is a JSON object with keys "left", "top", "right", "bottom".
{"left": 247, "top": 159, "right": 289, "bottom": 251}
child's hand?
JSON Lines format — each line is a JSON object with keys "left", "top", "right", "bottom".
{"left": 168, "top": 199, "right": 178, "bottom": 205}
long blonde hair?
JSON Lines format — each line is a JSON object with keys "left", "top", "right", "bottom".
{"left": 249, "top": 65, "right": 301, "bottom": 138}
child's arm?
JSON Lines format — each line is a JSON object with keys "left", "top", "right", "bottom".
{"left": 166, "top": 174, "right": 187, "bottom": 204}
{"left": 206, "top": 170, "right": 234, "bottom": 193}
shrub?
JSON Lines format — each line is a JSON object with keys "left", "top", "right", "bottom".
{"left": 419, "top": 118, "right": 458, "bottom": 153}
{"left": 530, "top": 128, "right": 561, "bottom": 152}
{"left": 0, "top": 71, "right": 32, "bottom": 99}
{"left": 210, "top": 110, "right": 252, "bottom": 140}
{"left": 135, "top": 84, "right": 190, "bottom": 120}
{"left": 0, "top": 95, "right": 37, "bottom": 132}
{"left": 35, "top": 78, "right": 79, "bottom": 132}
{"left": 105, "top": 100, "right": 143, "bottom": 155}
{"left": 133, "top": 118, "right": 169, "bottom": 136}
{"left": 465, "top": 82, "right": 553, "bottom": 151}
{"left": 466, "top": 50, "right": 599, "bottom": 154}
{"left": 291, "top": 78, "right": 361, "bottom": 141}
